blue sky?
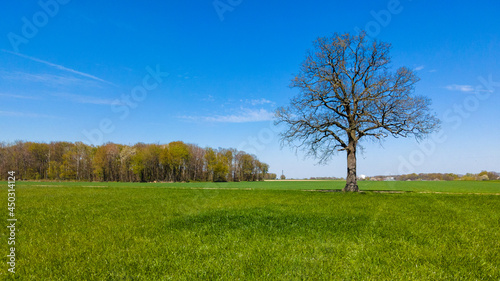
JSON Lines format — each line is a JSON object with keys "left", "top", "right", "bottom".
{"left": 1, "top": 0, "right": 499, "bottom": 178}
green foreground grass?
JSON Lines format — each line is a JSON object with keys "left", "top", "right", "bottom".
{"left": 1, "top": 181, "right": 500, "bottom": 280}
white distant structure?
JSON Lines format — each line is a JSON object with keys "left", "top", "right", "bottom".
{"left": 358, "top": 174, "right": 366, "bottom": 180}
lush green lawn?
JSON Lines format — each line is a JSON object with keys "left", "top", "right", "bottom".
{"left": 11, "top": 179, "right": 500, "bottom": 193}
{"left": 1, "top": 181, "right": 499, "bottom": 280}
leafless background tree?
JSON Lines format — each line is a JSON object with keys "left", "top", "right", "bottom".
{"left": 275, "top": 32, "right": 440, "bottom": 192}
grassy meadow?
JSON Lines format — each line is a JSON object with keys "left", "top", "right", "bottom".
{"left": 1, "top": 180, "right": 500, "bottom": 280}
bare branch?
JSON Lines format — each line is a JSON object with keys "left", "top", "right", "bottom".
{"left": 275, "top": 31, "right": 440, "bottom": 168}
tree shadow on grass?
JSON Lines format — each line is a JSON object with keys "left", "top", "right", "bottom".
{"left": 166, "top": 208, "right": 370, "bottom": 237}
{"left": 309, "top": 189, "right": 409, "bottom": 194}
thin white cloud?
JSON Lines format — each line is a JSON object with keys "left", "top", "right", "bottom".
{"left": 182, "top": 108, "right": 275, "bottom": 123}
{"left": 0, "top": 71, "right": 93, "bottom": 87}
{"left": 444, "top": 84, "right": 475, "bottom": 92}
{"left": 0, "top": 93, "right": 40, "bottom": 100}
{"left": 414, "top": 65, "right": 425, "bottom": 71}
{"left": 52, "top": 92, "right": 123, "bottom": 106}
{"left": 247, "top": 98, "right": 274, "bottom": 106}
{"left": 1, "top": 49, "right": 117, "bottom": 86}
{"left": 0, "top": 111, "right": 57, "bottom": 118}
{"left": 202, "top": 95, "right": 215, "bottom": 102}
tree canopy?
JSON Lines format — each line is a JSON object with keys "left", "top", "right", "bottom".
{"left": 0, "top": 141, "right": 269, "bottom": 182}
{"left": 276, "top": 32, "right": 440, "bottom": 191}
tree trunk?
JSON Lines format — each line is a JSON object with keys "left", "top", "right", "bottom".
{"left": 343, "top": 139, "right": 359, "bottom": 192}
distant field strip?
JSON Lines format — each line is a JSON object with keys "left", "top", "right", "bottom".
{"left": 12, "top": 180, "right": 500, "bottom": 193}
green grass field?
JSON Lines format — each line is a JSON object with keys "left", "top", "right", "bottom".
{"left": 12, "top": 179, "right": 500, "bottom": 193}
{"left": 2, "top": 181, "right": 500, "bottom": 280}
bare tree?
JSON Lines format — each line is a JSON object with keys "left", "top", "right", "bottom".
{"left": 275, "top": 32, "right": 440, "bottom": 192}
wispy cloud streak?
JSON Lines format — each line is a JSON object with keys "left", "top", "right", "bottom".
{"left": 246, "top": 98, "right": 274, "bottom": 106}
{"left": 1, "top": 49, "right": 117, "bottom": 87}
{"left": 52, "top": 92, "right": 123, "bottom": 106}
{"left": 0, "top": 93, "right": 40, "bottom": 100}
{"left": 181, "top": 108, "right": 275, "bottom": 123}
{"left": 0, "top": 71, "right": 93, "bottom": 87}
{"left": 444, "top": 84, "right": 475, "bottom": 92}
{"left": 444, "top": 84, "right": 493, "bottom": 93}
{"left": 0, "top": 111, "right": 57, "bottom": 118}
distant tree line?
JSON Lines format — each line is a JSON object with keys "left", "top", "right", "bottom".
{"left": 368, "top": 171, "right": 500, "bottom": 181}
{"left": 264, "top": 173, "right": 278, "bottom": 180}
{"left": 309, "top": 177, "right": 345, "bottom": 180}
{"left": 0, "top": 141, "right": 270, "bottom": 182}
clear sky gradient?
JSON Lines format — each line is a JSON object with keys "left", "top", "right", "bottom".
{"left": 1, "top": 0, "right": 499, "bottom": 178}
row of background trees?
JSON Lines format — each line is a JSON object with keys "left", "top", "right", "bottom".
{"left": 0, "top": 141, "right": 272, "bottom": 182}
{"left": 366, "top": 172, "right": 500, "bottom": 181}
{"left": 308, "top": 172, "right": 500, "bottom": 181}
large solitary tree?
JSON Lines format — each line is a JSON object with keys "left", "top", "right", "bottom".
{"left": 275, "top": 32, "right": 440, "bottom": 192}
